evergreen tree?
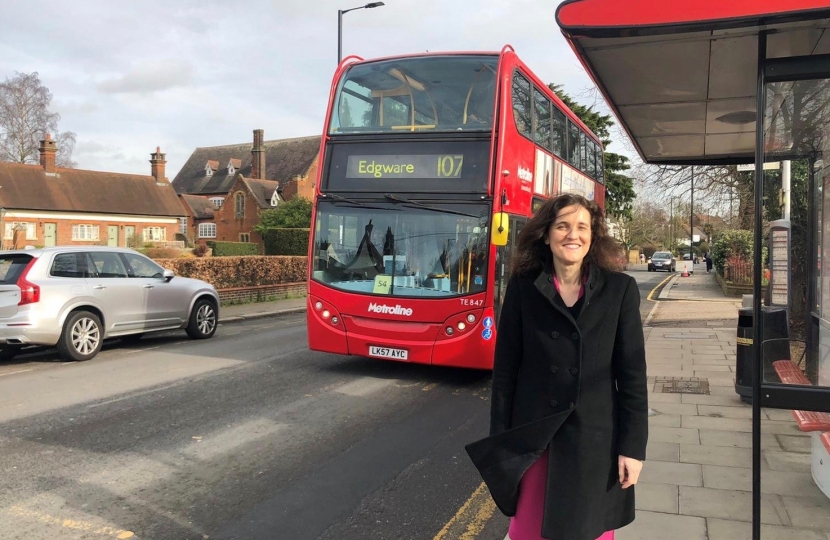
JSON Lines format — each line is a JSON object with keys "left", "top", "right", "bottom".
{"left": 548, "top": 84, "right": 635, "bottom": 220}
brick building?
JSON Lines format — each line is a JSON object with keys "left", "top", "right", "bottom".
{"left": 0, "top": 136, "right": 185, "bottom": 250}
{"left": 173, "top": 129, "right": 320, "bottom": 250}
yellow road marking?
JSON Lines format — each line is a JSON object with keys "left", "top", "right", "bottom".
{"left": 433, "top": 482, "right": 497, "bottom": 540}
{"left": 646, "top": 274, "right": 674, "bottom": 301}
{"left": 6, "top": 505, "right": 135, "bottom": 538}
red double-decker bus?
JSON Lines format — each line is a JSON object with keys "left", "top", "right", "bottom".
{"left": 307, "top": 46, "right": 605, "bottom": 369}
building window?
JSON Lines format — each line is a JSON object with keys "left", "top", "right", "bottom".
{"left": 4, "top": 222, "right": 36, "bottom": 240}
{"left": 209, "top": 197, "right": 225, "bottom": 208}
{"left": 270, "top": 191, "right": 280, "bottom": 207}
{"left": 235, "top": 192, "right": 245, "bottom": 218}
{"left": 228, "top": 164, "right": 235, "bottom": 175}
{"left": 72, "top": 224, "right": 99, "bottom": 241}
{"left": 239, "top": 233, "right": 250, "bottom": 243}
{"left": 179, "top": 217, "right": 188, "bottom": 235}
{"left": 143, "top": 227, "right": 166, "bottom": 242}
{"left": 198, "top": 223, "right": 217, "bottom": 238}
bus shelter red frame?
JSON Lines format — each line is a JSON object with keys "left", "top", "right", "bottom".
{"left": 555, "top": 2, "right": 830, "bottom": 539}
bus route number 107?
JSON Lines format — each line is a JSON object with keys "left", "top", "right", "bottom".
{"left": 436, "top": 155, "right": 464, "bottom": 178}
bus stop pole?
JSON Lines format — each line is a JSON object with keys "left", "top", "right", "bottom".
{"left": 752, "top": 30, "right": 768, "bottom": 540}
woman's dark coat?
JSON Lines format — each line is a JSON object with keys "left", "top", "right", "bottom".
{"left": 466, "top": 264, "right": 648, "bottom": 540}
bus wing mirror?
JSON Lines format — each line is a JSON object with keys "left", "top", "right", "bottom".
{"left": 491, "top": 212, "right": 509, "bottom": 246}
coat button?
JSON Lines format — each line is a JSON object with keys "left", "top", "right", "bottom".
{"left": 550, "top": 331, "right": 559, "bottom": 339}
{"left": 569, "top": 402, "right": 575, "bottom": 409}
{"left": 549, "top": 399, "right": 558, "bottom": 407}
{"left": 550, "top": 365, "right": 559, "bottom": 374}
{"left": 572, "top": 332, "right": 579, "bottom": 340}
{"left": 569, "top": 367, "right": 579, "bottom": 375}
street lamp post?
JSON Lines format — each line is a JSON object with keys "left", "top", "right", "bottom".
{"left": 338, "top": 2, "right": 385, "bottom": 63}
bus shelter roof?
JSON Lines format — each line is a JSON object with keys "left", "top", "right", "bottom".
{"left": 556, "top": 0, "right": 830, "bottom": 165}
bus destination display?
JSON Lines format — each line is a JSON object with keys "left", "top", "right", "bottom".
{"left": 346, "top": 154, "right": 463, "bottom": 179}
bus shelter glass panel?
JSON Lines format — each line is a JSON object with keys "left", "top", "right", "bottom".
{"left": 762, "top": 78, "right": 830, "bottom": 507}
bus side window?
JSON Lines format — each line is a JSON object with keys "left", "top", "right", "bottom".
{"left": 568, "top": 120, "right": 580, "bottom": 168}
{"left": 579, "top": 131, "right": 588, "bottom": 173}
{"left": 596, "top": 144, "right": 605, "bottom": 184}
{"left": 533, "top": 88, "right": 552, "bottom": 150}
{"left": 587, "top": 139, "right": 597, "bottom": 178}
{"left": 552, "top": 106, "right": 566, "bottom": 159}
{"left": 512, "top": 72, "right": 532, "bottom": 138}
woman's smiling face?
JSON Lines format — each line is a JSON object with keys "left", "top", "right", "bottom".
{"left": 545, "top": 204, "right": 592, "bottom": 266}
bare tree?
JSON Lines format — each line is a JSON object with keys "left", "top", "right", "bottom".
{"left": 0, "top": 72, "right": 76, "bottom": 167}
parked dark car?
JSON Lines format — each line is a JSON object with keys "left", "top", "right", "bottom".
{"left": 648, "top": 251, "right": 676, "bottom": 272}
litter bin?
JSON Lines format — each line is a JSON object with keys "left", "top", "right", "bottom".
{"left": 735, "top": 306, "right": 790, "bottom": 403}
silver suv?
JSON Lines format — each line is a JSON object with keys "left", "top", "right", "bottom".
{"left": 0, "top": 246, "right": 219, "bottom": 362}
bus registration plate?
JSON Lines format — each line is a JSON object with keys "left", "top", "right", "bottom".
{"left": 369, "top": 346, "right": 408, "bottom": 360}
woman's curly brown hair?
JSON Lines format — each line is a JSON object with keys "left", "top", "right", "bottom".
{"left": 509, "top": 193, "right": 624, "bottom": 278}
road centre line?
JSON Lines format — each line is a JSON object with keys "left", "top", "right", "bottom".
{"left": 432, "top": 482, "right": 497, "bottom": 540}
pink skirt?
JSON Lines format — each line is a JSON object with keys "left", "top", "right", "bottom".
{"left": 508, "top": 449, "right": 614, "bottom": 540}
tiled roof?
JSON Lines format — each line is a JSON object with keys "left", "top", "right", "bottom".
{"left": 242, "top": 178, "right": 280, "bottom": 209}
{"left": 172, "top": 135, "right": 320, "bottom": 195}
{"left": 180, "top": 194, "right": 216, "bottom": 219}
{"left": 228, "top": 158, "right": 241, "bottom": 168}
{"left": 206, "top": 160, "right": 219, "bottom": 171}
{"left": 0, "top": 162, "right": 185, "bottom": 217}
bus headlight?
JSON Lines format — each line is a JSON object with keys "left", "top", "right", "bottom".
{"left": 457, "top": 322, "right": 466, "bottom": 331}
{"left": 445, "top": 326, "right": 454, "bottom": 335}
{"left": 331, "top": 316, "right": 339, "bottom": 325}
{"left": 315, "top": 301, "right": 323, "bottom": 310}
{"left": 322, "top": 310, "right": 330, "bottom": 319}
{"left": 466, "top": 314, "right": 476, "bottom": 323}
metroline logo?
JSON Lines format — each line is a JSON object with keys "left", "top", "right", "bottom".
{"left": 368, "top": 303, "right": 414, "bottom": 316}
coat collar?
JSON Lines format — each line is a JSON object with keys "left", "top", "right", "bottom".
{"left": 533, "top": 263, "right": 606, "bottom": 323}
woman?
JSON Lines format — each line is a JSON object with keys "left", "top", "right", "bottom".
{"left": 466, "top": 194, "right": 648, "bottom": 540}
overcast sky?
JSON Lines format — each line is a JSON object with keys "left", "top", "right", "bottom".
{"left": 0, "top": 0, "right": 630, "bottom": 179}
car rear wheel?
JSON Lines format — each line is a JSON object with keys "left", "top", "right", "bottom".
{"left": 186, "top": 298, "right": 217, "bottom": 339}
{"left": 57, "top": 310, "right": 102, "bottom": 361}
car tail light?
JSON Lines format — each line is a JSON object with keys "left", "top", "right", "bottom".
{"left": 17, "top": 259, "right": 40, "bottom": 306}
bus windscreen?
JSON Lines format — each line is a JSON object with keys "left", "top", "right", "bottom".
{"left": 311, "top": 201, "right": 490, "bottom": 298}
{"left": 329, "top": 55, "right": 498, "bottom": 134}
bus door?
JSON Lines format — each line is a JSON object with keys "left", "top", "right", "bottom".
{"left": 494, "top": 216, "right": 526, "bottom": 321}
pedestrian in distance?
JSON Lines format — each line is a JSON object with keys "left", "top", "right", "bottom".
{"left": 466, "top": 194, "right": 648, "bottom": 540}
{"left": 705, "top": 252, "right": 713, "bottom": 273}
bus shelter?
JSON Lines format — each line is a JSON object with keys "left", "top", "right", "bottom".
{"left": 556, "top": 2, "right": 830, "bottom": 538}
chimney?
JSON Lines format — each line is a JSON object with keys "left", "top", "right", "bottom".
{"left": 150, "top": 146, "right": 167, "bottom": 182}
{"left": 39, "top": 133, "right": 57, "bottom": 174}
{"left": 251, "top": 129, "right": 265, "bottom": 179}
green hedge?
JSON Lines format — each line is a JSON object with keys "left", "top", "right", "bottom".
{"left": 710, "top": 229, "right": 767, "bottom": 276}
{"left": 263, "top": 228, "right": 310, "bottom": 255}
{"left": 206, "top": 241, "right": 260, "bottom": 257}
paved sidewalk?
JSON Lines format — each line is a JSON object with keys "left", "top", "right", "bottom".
{"left": 621, "top": 268, "right": 830, "bottom": 540}
{"left": 219, "top": 297, "right": 307, "bottom": 323}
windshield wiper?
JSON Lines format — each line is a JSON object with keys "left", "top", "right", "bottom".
{"left": 383, "top": 193, "right": 480, "bottom": 218}
{"left": 322, "top": 193, "right": 365, "bottom": 205}
{"left": 321, "top": 193, "right": 395, "bottom": 212}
